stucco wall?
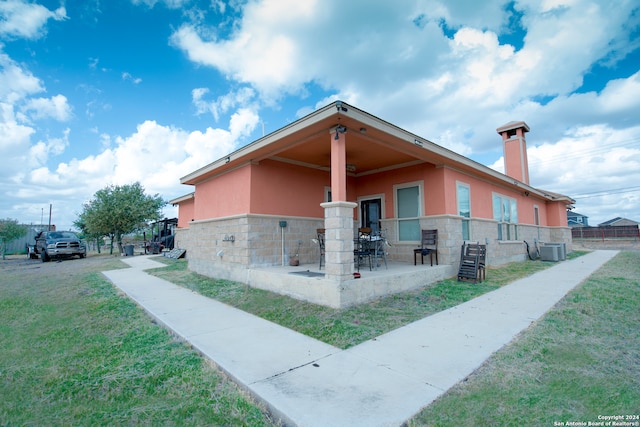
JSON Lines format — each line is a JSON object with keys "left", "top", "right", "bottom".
{"left": 250, "top": 159, "right": 330, "bottom": 218}
{"left": 176, "top": 198, "right": 194, "bottom": 228}
{"left": 194, "top": 166, "right": 252, "bottom": 219}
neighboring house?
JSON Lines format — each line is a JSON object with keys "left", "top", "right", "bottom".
{"left": 567, "top": 211, "right": 589, "bottom": 227}
{"left": 171, "top": 101, "right": 573, "bottom": 307}
{"left": 573, "top": 217, "right": 639, "bottom": 240}
{"left": 598, "top": 217, "right": 639, "bottom": 227}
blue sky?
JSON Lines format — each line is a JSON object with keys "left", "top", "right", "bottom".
{"left": 1, "top": 0, "right": 639, "bottom": 230}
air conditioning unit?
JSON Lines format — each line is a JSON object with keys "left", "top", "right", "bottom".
{"left": 540, "top": 245, "right": 559, "bottom": 262}
{"left": 544, "top": 243, "right": 566, "bottom": 260}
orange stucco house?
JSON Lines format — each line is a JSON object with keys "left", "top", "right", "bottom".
{"left": 171, "top": 101, "right": 573, "bottom": 308}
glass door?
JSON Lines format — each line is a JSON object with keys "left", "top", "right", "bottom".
{"left": 361, "top": 199, "right": 382, "bottom": 235}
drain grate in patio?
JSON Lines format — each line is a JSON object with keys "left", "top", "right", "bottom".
{"left": 289, "top": 270, "right": 325, "bottom": 278}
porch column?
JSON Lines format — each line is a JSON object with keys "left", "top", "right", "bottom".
{"left": 331, "top": 127, "right": 347, "bottom": 201}
{"left": 321, "top": 201, "right": 356, "bottom": 281}
{"left": 321, "top": 127, "right": 356, "bottom": 281}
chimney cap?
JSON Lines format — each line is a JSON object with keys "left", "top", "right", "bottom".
{"left": 496, "top": 121, "right": 530, "bottom": 134}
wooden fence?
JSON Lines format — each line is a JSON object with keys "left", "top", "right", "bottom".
{"left": 572, "top": 225, "right": 640, "bottom": 240}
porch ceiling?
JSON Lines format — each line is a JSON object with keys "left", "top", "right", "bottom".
{"left": 271, "top": 124, "right": 423, "bottom": 175}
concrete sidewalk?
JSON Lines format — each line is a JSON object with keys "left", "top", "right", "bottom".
{"left": 103, "top": 250, "right": 618, "bottom": 427}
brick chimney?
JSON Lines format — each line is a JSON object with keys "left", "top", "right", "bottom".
{"left": 497, "top": 121, "right": 530, "bottom": 184}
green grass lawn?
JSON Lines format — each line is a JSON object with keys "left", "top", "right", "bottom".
{"left": 408, "top": 250, "right": 640, "bottom": 426}
{"left": 0, "top": 255, "right": 278, "bottom": 426}
{"left": 3, "top": 250, "right": 637, "bottom": 426}
{"left": 149, "top": 253, "right": 584, "bottom": 349}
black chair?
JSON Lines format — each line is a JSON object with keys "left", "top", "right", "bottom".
{"left": 354, "top": 227, "right": 373, "bottom": 271}
{"left": 316, "top": 228, "right": 326, "bottom": 269}
{"left": 372, "top": 229, "right": 388, "bottom": 270}
{"left": 477, "top": 244, "right": 487, "bottom": 282}
{"left": 457, "top": 242, "right": 487, "bottom": 283}
{"left": 413, "top": 229, "right": 438, "bottom": 266}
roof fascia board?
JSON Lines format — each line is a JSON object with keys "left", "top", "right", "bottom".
{"left": 347, "top": 107, "right": 562, "bottom": 198}
{"left": 180, "top": 101, "right": 574, "bottom": 203}
{"left": 180, "top": 103, "right": 338, "bottom": 184}
{"left": 169, "top": 192, "right": 194, "bottom": 205}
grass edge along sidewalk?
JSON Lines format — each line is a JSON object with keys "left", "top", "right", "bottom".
{"left": 0, "top": 255, "right": 280, "bottom": 427}
{"left": 408, "top": 250, "right": 640, "bottom": 426}
{"left": 150, "top": 251, "right": 639, "bottom": 425}
{"left": 149, "top": 252, "right": 585, "bottom": 349}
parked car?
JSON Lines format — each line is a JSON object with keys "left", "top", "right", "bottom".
{"left": 34, "top": 231, "right": 87, "bottom": 262}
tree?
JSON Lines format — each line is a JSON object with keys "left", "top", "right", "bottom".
{"left": 73, "top": 217, "right": 103, "bottom": 254}
{"left": 77, "top": 183, "right": 165, "bottom": 254}
{"left": 0, "top": 218, "right": 28, "bottom": 260}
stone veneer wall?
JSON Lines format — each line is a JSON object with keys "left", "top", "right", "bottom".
{"left": 173, "top": 214, "right": 324, "bottom": 282}
{"left": 379, "top": 215, "right": 463, "bottom": 266}
{"left": 173, "top": 213, "right": 573, "bottom": 306}
{"left": 379, "top": 215, "right": 573, "bottom": 267}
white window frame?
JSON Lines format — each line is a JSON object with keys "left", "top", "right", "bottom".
{"left": 493, "top": 192, "right": 518, "bottom": 241}
{"left": 457, "top": 181, "right": 471, "bottom": 241}
{"left": 393, "top": 181, "right": 424, "bottom": 242}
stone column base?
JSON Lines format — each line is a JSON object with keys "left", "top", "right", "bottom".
{"left": 321, "top": 201, "right": 357, "bottom": 281}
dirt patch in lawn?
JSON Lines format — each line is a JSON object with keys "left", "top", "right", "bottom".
{"left": 0, "top": 253, "right": 126, "bottom": 279}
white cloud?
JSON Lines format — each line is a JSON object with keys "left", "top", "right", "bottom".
{"left": 122, "top": 72, "right": 142, "bottom": 84}
{"left": 2, "top": 113, "right": 257, "bottom": 229}
{"left": 192, "top": 86, "right": 256, "bottom": 121}
{"left": 597, "top": 71, "right": 640, "bottom": 114}
{"left": 0, "top": 102, "right": 34, "bottom": 172}
{"left": 169, "top": 0, "right": 324, "bottom": 100}
{"left": 131, "top": 0, "right": 193, "bottom": 9}
{"left": 20, "top": 94, "right": 73, "bottom": 122}
{"left": 0, "top": 52, "right": 43, "bottom": 103}
{"left": 489, "top": 122, "right": 640, "bottom": 223}
{"left": 0, "top": 0, "right": 66, "bottom": 39}
{"left": 28, "top": 128, "right": 70, "bottom": 167}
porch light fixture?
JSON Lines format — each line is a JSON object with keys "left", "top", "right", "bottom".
{"left": 334, "top": 125, "right": 347, "bottom": 140}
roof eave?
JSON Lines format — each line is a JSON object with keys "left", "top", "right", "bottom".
{"left": 169, "top": 192, "right": 194, "bottom": 205}
{"left": 180, "top": 103, "right": 340, "bottom": 185}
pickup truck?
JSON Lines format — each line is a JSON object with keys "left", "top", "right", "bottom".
{"left": 34, "top": 231, "right": 87, "bottom": 262}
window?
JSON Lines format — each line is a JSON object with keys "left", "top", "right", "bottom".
{"left": 457, "top": 182, "right": 471, "bottom": 240}
{"left": 395, "top": 183, "right": 422, "bottom": 241}
{"left": 493, "top": 193, "right": 518, "bottom": 240}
